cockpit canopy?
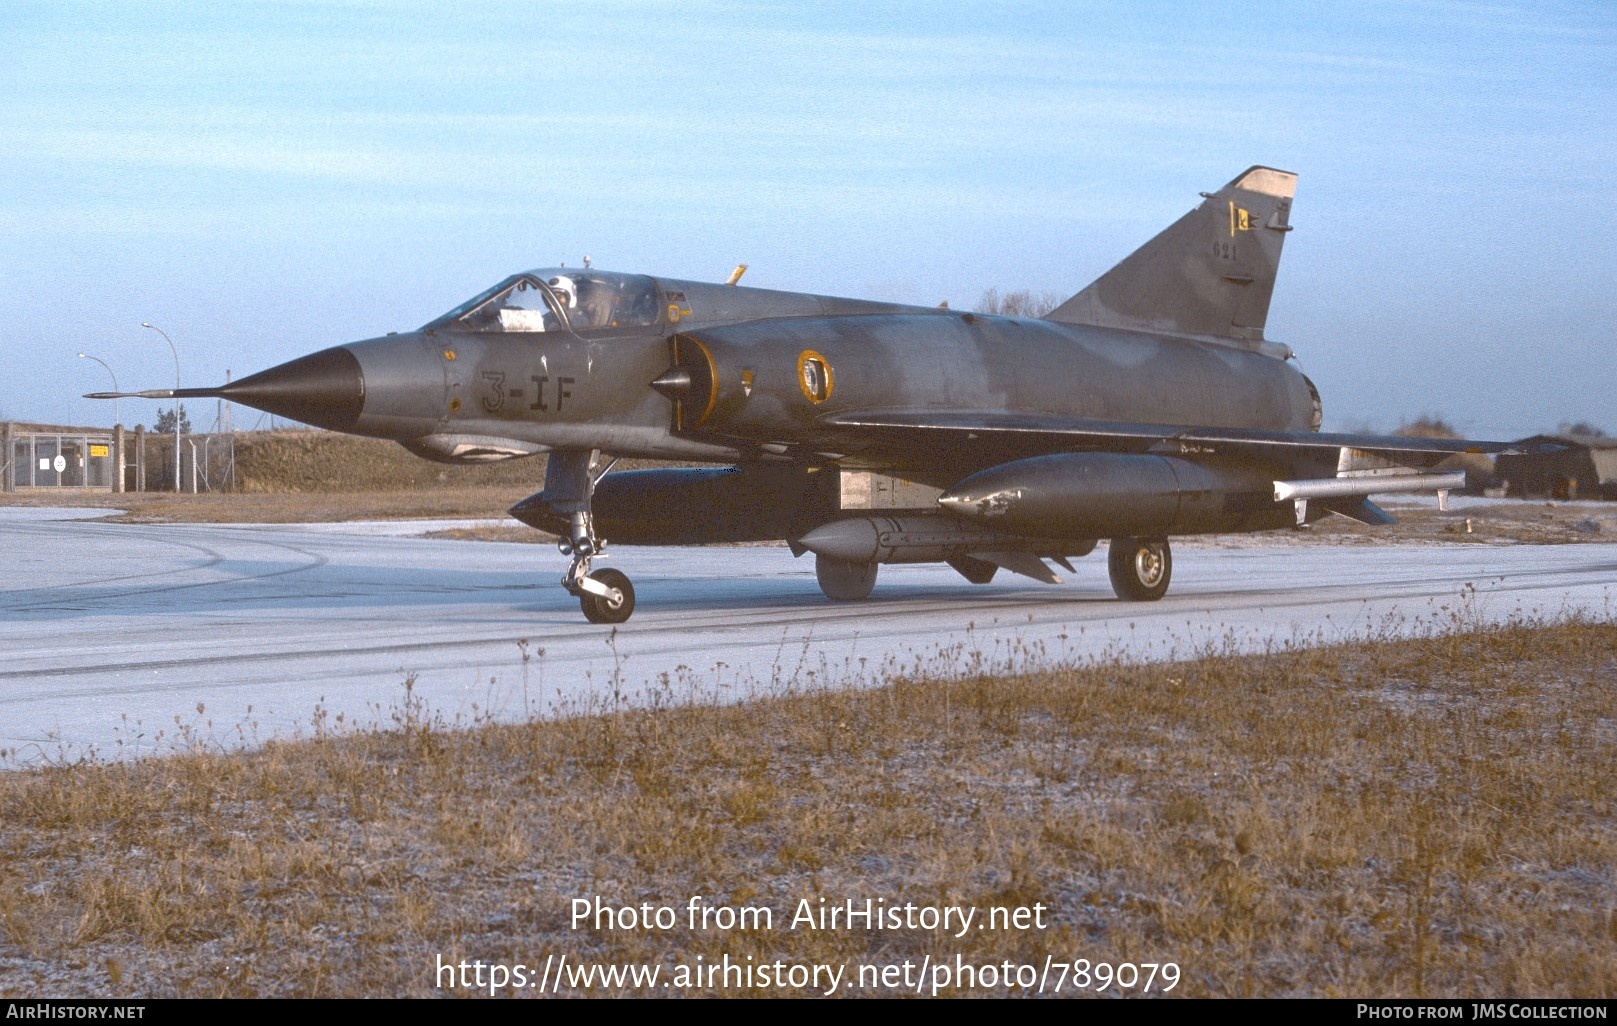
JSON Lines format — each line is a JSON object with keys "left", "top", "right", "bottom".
{"left": 433, "top": 269, "right": 664, "bottom": 334}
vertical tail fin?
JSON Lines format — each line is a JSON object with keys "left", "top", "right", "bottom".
{"left": 1044, "top": 166, "right": 1296, "bottom": 348}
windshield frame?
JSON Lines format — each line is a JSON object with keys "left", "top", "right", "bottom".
{"left": 425, "top": 269, "right": 668, "bottom": 335}
{"left": 423, "top": 273, "right": 573, "bottom": 334}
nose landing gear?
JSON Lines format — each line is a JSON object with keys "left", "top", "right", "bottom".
{"left": 549, "top": 449, "right": 636, "bottom": 623}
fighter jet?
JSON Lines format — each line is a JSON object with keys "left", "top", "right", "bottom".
{"left": 92, "top": 166, "right": 1534, "bottom": 623}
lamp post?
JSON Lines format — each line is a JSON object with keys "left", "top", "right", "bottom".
{"left": 141, "top": 322, "right": 181, "bottom": 492}
{"left": 77, "top": 353, "right": 120, "bottom": 426}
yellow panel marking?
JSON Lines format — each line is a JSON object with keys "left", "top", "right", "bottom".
{"left": 1228, "top": 201, "right": 1252, "bottom": 235}
{"left": 449, "top": 397, "right": 462, "bottom": 413}
{"left": 443, "top": 349, "right": 457, "bottom": 361}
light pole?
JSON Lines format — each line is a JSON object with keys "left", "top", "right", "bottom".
{"left": 77, "top": 353, "right": 120, "bottom": 426}
{"left": 141, "top": 322, "right": 182, "bottom": 492}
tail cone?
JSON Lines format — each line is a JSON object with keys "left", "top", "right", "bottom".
{"left": 650, "top": 367, "right": 693, "bottom": 399}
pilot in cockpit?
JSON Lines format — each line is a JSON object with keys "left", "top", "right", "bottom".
{"left": 555, "top": 275, "right": 617, "bottom": 330}
{"left": 547, "top": 276, "right": 578, "bottom": 330}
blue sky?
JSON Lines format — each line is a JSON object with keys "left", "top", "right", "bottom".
{"left": 3, "top": 0, "right": 1613, "bottom": 438}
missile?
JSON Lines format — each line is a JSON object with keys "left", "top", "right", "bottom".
{"left": 1273, "top": 472, "right": 1463, "bottom": 502}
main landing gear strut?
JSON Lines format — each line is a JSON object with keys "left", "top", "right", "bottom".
{"left": 548, "top": 449, "right": 636, "bottom": 624}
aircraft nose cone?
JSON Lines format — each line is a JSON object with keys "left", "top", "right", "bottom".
{"left": 218, "top": 346, "right": 364, "bottom": 432}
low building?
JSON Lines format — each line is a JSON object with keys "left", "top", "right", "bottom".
{"left": 1496, "top": 433, "right": 1617, "bottom": 501}
{"left": 3, "top": 422, "right": 121, "bottom": 491}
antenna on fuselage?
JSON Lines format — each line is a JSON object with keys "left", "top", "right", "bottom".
{"left": 726, "top": 264, "right": 748, "bottom": 286}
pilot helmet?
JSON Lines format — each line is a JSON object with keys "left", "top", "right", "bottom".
{"left": 548, "top": 275, "right": 577, "bottom": 309}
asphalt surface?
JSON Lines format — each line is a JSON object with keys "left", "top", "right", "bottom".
{"left": 3, "top": 507, "right": 1613, "bottom": 766}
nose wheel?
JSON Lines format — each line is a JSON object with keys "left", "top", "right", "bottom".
{"left": 579, "top": 568, "right": 635, "bottom": 624}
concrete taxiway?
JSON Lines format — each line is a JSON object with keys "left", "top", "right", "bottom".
{"left": 2, "top": 506, "right": 1613, "bottom": 765}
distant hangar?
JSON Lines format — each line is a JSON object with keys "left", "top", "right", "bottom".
{"left": 1496, "top": 433, "right": 1617, "bottom": 501}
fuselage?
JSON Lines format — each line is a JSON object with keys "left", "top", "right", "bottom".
{"left": 252, "top": 267, "right": 1317, "bottom": 478}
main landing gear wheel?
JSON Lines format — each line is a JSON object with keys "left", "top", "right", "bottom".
{"left": 1108, "top": 537, "right": 1171, "bottom": 601}
{"left": 816, "top": 554, "right": 878, "bottom": 601}
{"left": 579, "top": 568, "right": 635, "bottom": 625}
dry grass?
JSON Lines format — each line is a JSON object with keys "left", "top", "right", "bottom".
{"left": 1276, "top": 500, "right": 1617, "bottom": 547}
{"left": 223, "top": 432, "right": 543, "bottom": 494}
{"left": 0, "top": 430, "right": 718, "bottom": 526}
{"left": 1, "top": 614, "right": 1612, "bottom": 998}
{"left": 0, "top": 486, "right": 536, "bottom": 524}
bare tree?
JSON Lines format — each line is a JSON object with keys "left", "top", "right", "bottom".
{"left": 1394, "top": 415, "right": 1459, "bottom": 439}
{"left": 1557, "top": 421, "right": 1609, "bottom": 438}
{"left": 975, "top": 288, "right": 1065, "bottom": 318}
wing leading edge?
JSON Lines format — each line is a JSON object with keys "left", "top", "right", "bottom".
{"left": 822, "top": 410, "right": 1543, "bottom": 466}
